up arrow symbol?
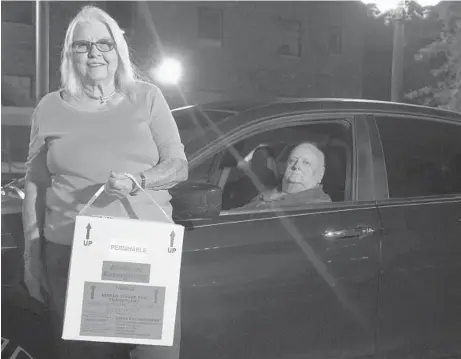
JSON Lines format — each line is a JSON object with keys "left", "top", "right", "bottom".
{"left": 169, "top": 231, "right": 176, "bottom": 247}
{"left": 86, "top": 223, "right": 92, "bottom": 240}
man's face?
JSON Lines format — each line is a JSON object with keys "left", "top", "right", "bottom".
{"left": 283, "top": 145, "right": 322, "bottom": 192}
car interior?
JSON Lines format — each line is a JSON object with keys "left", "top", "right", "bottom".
{"left": 207, "top": 122, "right": 352, "bottom": 210}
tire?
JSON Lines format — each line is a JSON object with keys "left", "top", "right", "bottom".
{"left": 1, "top": 304, "right": 53, "bottom": 359}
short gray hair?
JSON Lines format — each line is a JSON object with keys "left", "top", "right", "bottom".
{"left": 291, "top": 142, "right": 326, "bottom": 183}
{"left": 60, "top": 5, "right": 140, "bottom": 98}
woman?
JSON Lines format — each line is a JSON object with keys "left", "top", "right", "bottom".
{"left": 22, "top": 5, "right": 187, "bottom": 359}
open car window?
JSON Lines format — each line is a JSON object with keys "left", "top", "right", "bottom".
{"left": 214, "top": 120, "right": 353, "bottom": 211}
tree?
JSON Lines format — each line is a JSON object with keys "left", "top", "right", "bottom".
{"left": 363, "top": 0, "right": 436, "bottom": 102}
{"left": 405, "top": 1, "right": 461, "bottom": 111}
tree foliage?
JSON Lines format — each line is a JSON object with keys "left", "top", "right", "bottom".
{"left": 406, "top": 2, "right": 461, "bottom": 111}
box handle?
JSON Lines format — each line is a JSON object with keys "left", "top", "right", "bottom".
{"left": 78, "top": 174, "right": 172, "bottom": 222}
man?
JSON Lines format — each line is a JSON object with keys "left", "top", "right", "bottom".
{"left": 239, "top": 142, "right": 331, "bottom": 209}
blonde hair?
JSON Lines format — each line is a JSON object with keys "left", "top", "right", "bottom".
{"left": 60, "top": 5, "right": 140, "bottom": 98}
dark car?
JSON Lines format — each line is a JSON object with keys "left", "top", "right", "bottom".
{"left": 2, "top": 98, "right": 461, "bottom": 359}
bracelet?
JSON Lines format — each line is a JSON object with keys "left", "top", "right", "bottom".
{"left": 129, "top": 174, "right": 141, "bottom": 196}
{"left": 140, "top": 172, "right": 146, "bottom": 189}
{"left": 129, "top": 172, "right": 146, "bottom": 196}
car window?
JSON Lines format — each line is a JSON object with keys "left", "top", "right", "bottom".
{"left": 188, "top": 155, "right": 215, "bottom": 183}
{"left": 213, "top": 121, "right": 353, "bottom": 211}
{"left": 173, "top": 109, "right": 236, "bottom": 183}
{"left": 376, "top": 116, "right": 461, "bottom": 198}
{"left": 173, "top": 108, "right": 235, "bottom": 148}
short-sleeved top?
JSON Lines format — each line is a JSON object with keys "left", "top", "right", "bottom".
{"left": 26, "top": 82, "right": 187, "bottom": 246}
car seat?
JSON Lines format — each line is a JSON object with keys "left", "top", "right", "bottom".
{"left": 248, "top": 146, "right": 278, "bottom": 189}
{"left": 222, "top": 146, "right": 278, "bottom": 209}
{"left": 321, "top": 146, "right": 346, "bottom": 202}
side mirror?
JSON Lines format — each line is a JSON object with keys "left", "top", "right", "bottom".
{"left": 170, "top": 182, "right": 222, "bottom": 221}
{"left": 1, "top": 180, "right": 25, "bottom": 215}
{"left": 1, "top": 181, "right": 25, "bottom": 200}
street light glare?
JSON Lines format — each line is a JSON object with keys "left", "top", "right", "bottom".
{"left": 364, "top": 0, "right": 440, "bottom": 13}
{"left": 371, "top": 0, "right": 403, "bottom": 13}
{"left": 417, "top": 0, "right": 441, "bottom": 6}
{"left": 153, "top": 58, "right": 182, "bottom": 85}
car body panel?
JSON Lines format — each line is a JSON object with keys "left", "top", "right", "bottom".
{"left": 376, "top": 197, "right": 461, "bottom": 358}
{"left": 366, "top": 112, "right": 461, "bottom": 358}
{"left": 2, "top": 212, "right": 24, "bottom": 287}
{"left": 2, "top": 286, "right": 53, "bottom": 359}
{"left": 180, "top": 202, "right": 382, "bottom": 359}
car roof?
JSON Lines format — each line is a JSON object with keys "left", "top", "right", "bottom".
{"left": 173, "top": 98, "right": 461, "bottom": 122}
{"left": 179, "top": 98, "right": 461, "bottom": 159}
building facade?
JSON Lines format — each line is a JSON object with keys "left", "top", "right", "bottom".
{"left": 130, "top": 1, "right": 366, "bottom": 105}
{"left": 1, "top": 1, "right": 367, "bottom": 109}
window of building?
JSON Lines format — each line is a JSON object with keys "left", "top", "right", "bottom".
{"left": 376, "top": 116, "right": 461, "bottom": 198}
{"left": 328, "top": 26, "right": 342, "bottom": 55}
{"left": 2, "top": 75, "right": 34, "bottom": 107}
{"left": 198, "top": 7, "right": 223, "bottom": 47}
{"left": 277, "top": 18, "right": 301, "bottom": 57}
{"left": 1, "top": 2, "right": 33, "bottom": 25}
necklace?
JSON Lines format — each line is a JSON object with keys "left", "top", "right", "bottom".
{"left": 84, "top": 89, "right": 117, "bottom": 104}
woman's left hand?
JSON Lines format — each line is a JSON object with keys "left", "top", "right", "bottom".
{"left": 104, "top": 171, "right": 133, "bottom": 198}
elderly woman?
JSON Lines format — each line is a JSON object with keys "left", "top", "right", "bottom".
{"left": 22, "top": 5, "right": 187, "bottom": 359}
{"left": 240, "top": 142, "right": 331, "bottom": 209}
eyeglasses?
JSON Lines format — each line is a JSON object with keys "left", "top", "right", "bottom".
{"left": 72, "top": 39, "right": 115, "bottom": 53}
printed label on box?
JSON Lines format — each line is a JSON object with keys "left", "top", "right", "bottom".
{"left": 80, "top": 282, "right": 165, "bottom": 340}
{"left": 101, "top": 261, "right": 150, "bottom": 283}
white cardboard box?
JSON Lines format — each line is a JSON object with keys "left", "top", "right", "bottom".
{"left": 62, "top": 213, "right": 184, "bottom": 346}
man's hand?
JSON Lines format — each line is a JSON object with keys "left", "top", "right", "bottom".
{"left": 261, "top": 189, "right": 285, "bottom": 202}
{"left": 104, "top": 171, "right": 135, "bottom": 199}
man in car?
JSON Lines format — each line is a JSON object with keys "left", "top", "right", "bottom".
{"left": 238, "top": 142, "right": 331, "bottom": 209}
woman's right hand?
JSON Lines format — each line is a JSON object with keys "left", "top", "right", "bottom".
{"left": 23, "top": 255, "right": 48, "bottom": 303}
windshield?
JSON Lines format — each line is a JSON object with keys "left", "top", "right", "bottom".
{"left": 173, "top": 108, "right": 236, "bottom": 148}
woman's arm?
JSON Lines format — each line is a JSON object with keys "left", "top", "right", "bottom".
{"left": 23, "top": 145, "right": 51, "bottom": 302}
{"left": 140, "top": 157, "right": 188, "bottom": 190}
{"left": 23, "top": 178, "right": 49, "bottom": 260}
{"left": 138, "top": 87, "right": 188, "bottom": 190}
{"left": 22, "top": 110, "right": 51, "bottom": 262}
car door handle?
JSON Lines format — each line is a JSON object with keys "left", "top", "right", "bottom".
{"left": 323, "top": 225, "right": 376, "bottom": 240}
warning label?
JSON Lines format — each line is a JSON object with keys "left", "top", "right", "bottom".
{"left": 80, "top": 282, "right": 165, "bottom": 339}
{"left": 101, "top": 261, "right": 150, "bottom": 283}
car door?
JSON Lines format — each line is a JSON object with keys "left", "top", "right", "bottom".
{"left": 371, "top": 114, "right": 461, "bottom": 358}
{"left": 179, "top": 113, "right": 383, "bottom": 359}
